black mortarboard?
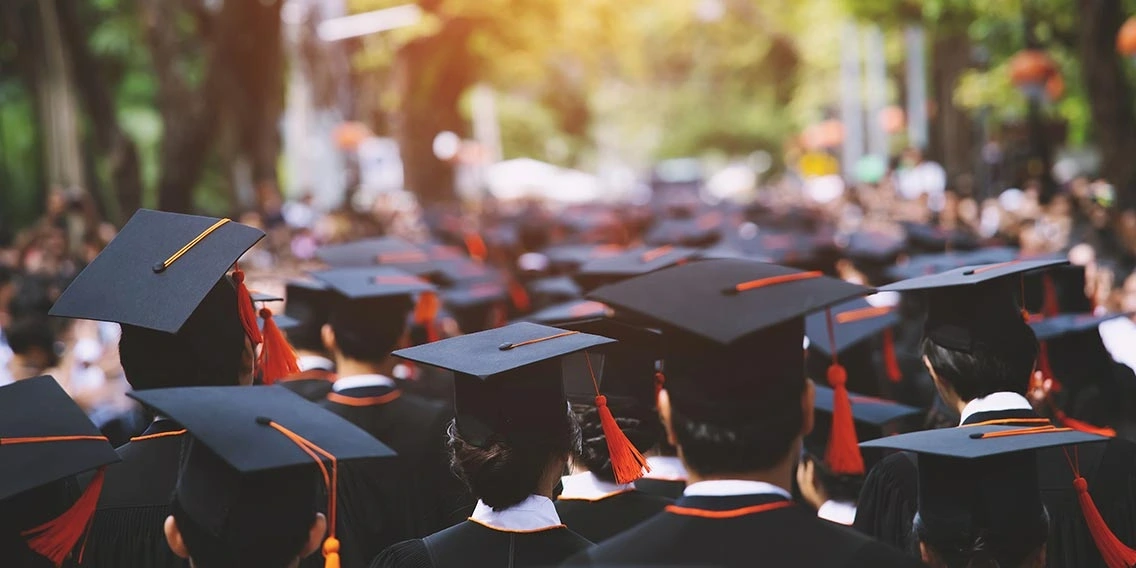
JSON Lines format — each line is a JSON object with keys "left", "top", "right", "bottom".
{"left": 525, "top": 300, "right": 612, "bottom": 325}
{"left": 805, "top": 298, "right": 899, "bottom": 358}
{"left": 903, "top": 222, "right": 980, "bottom": 253}
{"left": 392, "top": 322, "right": 614, "bottom": 447}
{"left": 880, "top": 259, "right": 1067, "bottom": 352}
{"left": 130, "top": 385, "right": 395, "bottom": 565}
{"left": 315, "top": 236, "right": 430, "bottom": 269}
{"left": 1028, "top": 312, "right": 1124, "bottom": 341}
{"left": 541, "top": 244, "right": 625, "bottom": 273}
{"left": 431, "top": 258, "right": 502, "bottom": 288}
{"left": 49, "top": 209, "right": 264, "bottom": 333}
{"left": 441, "top": 280, "right": 509, "bottom": 334}
{"left": 526, "top": 276, "right": 583, "bottom": 308}
{"left": 861, "top": 425, "right": 1106, "bottom": 537}
{"left": 263, "top": 312, "right": 301, "bottom": 331}
{"left": 310, "top": 266, "right": 435, "bottom": 301}
{"left": 643, "top": 218, "right": 721, "bottom": 247}
{"left": 842, "top": 231, "right": 906, "bottom": 266}
{"left": 1021, "top": 261, "right": 1093, "bottom": 315}
{"left": 555, "top": 318, "right": 662, "bottom": 407}
{"left": 572, "top": 245, "right": 699, "bottom": 292}
{"left": 284, "top": 280, "right": 334, "bottom": 329}
{"left": 250, "top": 292, "right": 283, "bottom": 303}
{"left": 805, "top": 386, "right": 922, "bottom": 471}
{"left": 0, "top": 376, "right": 120, "bottom": 501}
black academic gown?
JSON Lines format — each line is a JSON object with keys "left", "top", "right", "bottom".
{"left": 81, "top": 419, "right": 188, "bottom": 568}
{"left": 318, "top": 381, "right": 472, "bottom": 568}
{"left": 278, "top": 368, "right": 335, "bottom": 402}
{"left": 854, "top": 407, "right": 1136, "bottom": 567}
{"left": 555, "top": 489, "right": 672, "bottom": 543}
{"left": 371, "top": 521, "right": 592, "bottom": 568}
{"left": 632, "top": 477, "right": 686, "bottom": 500}
{"left": 565, "top": 493, "right": 923, "bottom": 567}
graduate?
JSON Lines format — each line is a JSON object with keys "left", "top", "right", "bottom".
{"left": 277, "top": 279, "right": 338, "bottom": 401}
{"left": 0, "top": 376, "right": 120, "bottom": 567}
{"left": 861, "top": 425, "right": 1109, "bottom": 567}
{"left": 566, "top": 259, "right": 922, "bottom": 567}
{"left": 855, "top": 258, "right": 1136, "bottom": 567}
{"left": 553, "top": 318, "right": 673, "bottom": 542}
{"left": 48, "top": 209, "right": 266, "bottom": 568}
{"left": 373, "top": 322, "right": 618, "bottom": 568}
{"left": 128, "top": 385, "right": 395, "bottom": 568}
{"left": 310, "top": 266, "right": 471, "bottom": 565}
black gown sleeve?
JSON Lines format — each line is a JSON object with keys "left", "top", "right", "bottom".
{"left": 852, "top": 451, "right": 919, "bottom": 555}
{"left": 370, "top": 539, "right": 433, "bottom": 568}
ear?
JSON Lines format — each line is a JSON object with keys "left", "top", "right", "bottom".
{"left": 800, "top": 378, "right": 816, "bottom": 437}
{"left": 298, "top": 512, "right": 328, "bottom": 560}
{"left": 164, "top": 515, "right": 190, "bottom": 560}
{"left": 321, "top": 324, "right": 337, "bottom": 354}
{"left": 657, "top": 388, "right": 677, "bottom": 447}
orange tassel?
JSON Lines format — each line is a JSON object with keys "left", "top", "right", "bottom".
{"left": 1056, "top": 409, "right": 1117, "bottom": 438}
{"left": 881, "top": 328, "right": 902, "bottom": 383}
{"left": 1073, "top": 476, "right": 1136, "bottom": 567}
{"left": 323, "top": 536, "right": 340, "bottom": 568}
{"left": 22, "top": 467, "right": 106, "bottom": 567}
{"left": 825, "top": 364, "right": 865, "bottom": 475}
{"left": 1037, "top": 341, "right": 1063, "bottom": 393}
{"left": 595, "top": 395, "right": 650, "bottom": 484}
{"left": 232, "top": 267, "right": 263, "bottom": 345}
{"left": 508, "top": 279, "right": 531, "bottom": 312}
{"left": 464, "top": 232, "right": 488, "bottom": 262}
{"left": 413, "top": 291, "right": 439, "bottom": 327}
{"left": 258, "top": 307, "right": 300, "bottom": 385}
{"left": 1042, "top": 274, "right": 1060, "bottom": 317}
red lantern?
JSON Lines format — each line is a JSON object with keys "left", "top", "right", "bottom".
{"left": 1118, "top": 16, "right": 1136, "bottom": 57}
{"left": 879, "top": 106, "right": 905, "bottom": 134}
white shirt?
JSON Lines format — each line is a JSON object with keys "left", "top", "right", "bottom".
{"left": 683, "top": 480, "right": 791, "bottom": 499}
{"left": 559, "top": 472, "right": 632, "bottom": 501}
{"left": 1099, "top": 317, "right": 1136, "bottom": 372}
{"left": 297, "top": 355, "right": 335, "bottom": 373}
{"left": 958, "top": 392, "right": 1033, "bottom": 425}
{"left": 332, "top": 374, "right": 396, "bottom": 392}
{"left": 644, "top": 456, "right": 688, "bottom": 481}
{"left": 817, "top": 500, "right": 857, "bottom": 526}
{"left": 469, "top": 495, "right": 562, "bottom": 531}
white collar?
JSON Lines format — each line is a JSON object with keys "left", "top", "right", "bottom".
{"left": 958, "top": 392, "right": 1033, "bottom": 425}
{"left": 683, "top": 480, "right": 791, "bottom": 499}
{"left": 559, "top": 472, "right": 633, "bottom": 501}
{"left": 643, "top": 456, "right": 688, "bottom": 481}
{"left": 332, "top": 374, "right": 396, "bottom": 392}
{"left": 297, "top": 355, "right": 335, "bottom": 372}
{"left": 817, "top": 500, "right": 857, "bottom": 526}
{"left": 469, "top": 495, "right": 562, "bottom": 532}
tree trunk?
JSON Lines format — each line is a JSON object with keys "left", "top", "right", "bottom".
{"left": 35, "top": 0, "right": 85, "bottom": 191}
{"left": 926, "top": 32, "right": 974, "bottom": 180}
{"left": 56, "top": 0, "right": 143, "bottom": 222}
{"left": 1079, "top": 0, "right": 1136, "bottom": 208}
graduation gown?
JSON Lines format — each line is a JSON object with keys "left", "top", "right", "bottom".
{"left": 566, "top": 492, "right": 922, "bottom": 567}
{"left": 277, "top": 368, "right": 335, "bottom": 402}
{"left": 633, "top": 456, "right": 687, "bottom": 500}
{"left": 81, "top": 419, "right": 188, "bottom": 568}
{"left": 854, "top": 407, "right": 1136, "bottom": 567}
{"left": 372, "top": 497, "right": 592, "bottom": 568}
{"left": 554, "top": 473, "right": 672, "bottom": 542}
{"left": 318, "top": 379, "right": 472, "bottom": 568}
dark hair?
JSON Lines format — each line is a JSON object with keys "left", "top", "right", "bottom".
{"left": 327, "top": 297, "right": 409, "bottom": 364}
{"left": 6, "top": 317, "right": 58, "bottom": 367}
{"left": 913, "top": 508, "right": 1049, "bottom": 568}
{"left": 671, "top": 403, "right": 802, "bottom": 476}
{"left": 170, "top": 496, "right": 315, "bottom": 568}
{"left": 119, "top": 278, "right": 246, "bottom": 390}
{"left": 921, "top": 330, "right": 1038, "bottom": 402}
{"left": 801, "top": 453, "right": 862, "bottom": 503}
{"left": 447, "top": 411, "right": 580, "bottom": 511}
{"left": 574, "top": 400, "right": 661, "bottom": 483}
{"left": 0, "top": 477, "right": 78, "bottom": 567}
{"left": 284, "top": 324, "right": 326, "bottom": 355}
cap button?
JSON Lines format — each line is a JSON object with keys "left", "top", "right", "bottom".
{"left": 255, "top": 416, "right": 272, "bottom": 425}
{"left": 498, "top": 342, "right": 514, "bottom": 351}
{"left": 152, "top": 262, "right": 167, "bottom": 274}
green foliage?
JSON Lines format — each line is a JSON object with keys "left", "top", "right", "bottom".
{"left": 0, "top": 81, "right": 43, "bottom": 229}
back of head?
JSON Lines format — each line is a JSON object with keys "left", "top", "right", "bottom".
{"left": 574, "top": 398, "right": 661, "bottom": 484}
{"left": 913, "top": 509, "right": 1049, "bottom": 568}
{"left": 6, "top": 317, "right": 58, "bottom": 366}
{"left": 921, "top": 329, "right": 1038, "bottom": 401}
{"left": 119, "top": 278, "right": 246, "bottom": 390}
{"left": 327, "top": 296, "right": 410, "bottom": 364}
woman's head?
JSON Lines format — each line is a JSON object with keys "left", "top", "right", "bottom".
{"left": 913, "top": 509, "right": 1048, "bottom": 568}
{"left": 573, "top": 400, "right": 661, "bottom": 483}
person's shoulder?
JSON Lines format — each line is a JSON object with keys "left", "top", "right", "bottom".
{"left": 808, "top": 518, "right": 921, "bottom": 566}
{"left": 371, "top": 539, "right": 431, "bottom": 568}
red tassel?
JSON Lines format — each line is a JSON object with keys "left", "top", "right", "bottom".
{"left": 825, "top": 364, "right": 865, "bottom": 475}
{"left": 258, "top": 307, "right": 301, "bottom": 385}
{"left": 232, "top": 267, "right": 262, "bottom": 345}
{"left": 1056, "top": 409, "right": 1117, "bottom": 438}
{"left": 464, "top": 232, "right": 488, "bottom": 262}
{"left": 1037, "top": 341, "right": 1063, "bottom": 393}
{"left": 22, "top": 467, "right": 106, "bottom": 567}
{"left": 881, "top": 328, "right": 902, "bottom": 383}
{"left": 595, "top": 395, "right": 650, "bottom": 484}
{"left": 424, "top": 321, "right": 440, "bottom": 343}
{"left": 508, "top": 279, "right": 531, "bottom": 313}
{"left": 1072, "top": 476, "right": 1136, "bottom": 568}
{"left": 1042, "top": 274, "right": 1060, "bottom": 317}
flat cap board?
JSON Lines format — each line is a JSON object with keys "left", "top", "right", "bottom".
{"left": 880, "top": 258, "right": 1069, "bottom": 292}
{"left": 813, "top": 385, "right": 922, "bottom": 426}
{"left": 1029, "top": 312, "right": 1125, "bottom": 341}
{"left": 310, "top": 266, "right": 436, "bottom": 300}
{"left": 860, "top": 424, "right": 1107, "bottom": 458}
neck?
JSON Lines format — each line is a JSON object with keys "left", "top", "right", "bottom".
{"left": 335, "top": 357, "right": 395, "bottom": 379}
{"left": 683, "top": 446, "right": 795, "bottom": 495}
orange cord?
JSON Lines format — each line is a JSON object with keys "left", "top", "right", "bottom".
{"left": 732, "top": 271, "right": 822, "bottom": 293}
{"left": 641, "top": 246, "right": 674, "bottom": 263}
{"left": 498, "top": 330, "right": 579, "bottom": 350}
{"left": 971, "top": 425, "right": 1072, "bottom": 439}
{"left": 0, "top": 435, "right": 108, "bottom": 445}
{"left": 157, "top": 218, "right": 231, "bottom": 271}
{"left": 666, "top": 500, "right": 792, "bottom": 519}
{"left": 377, "top": 251, "right": 429, "bottom": 264}
{"left": 261, "top": 420, "right": 340, "bottom": 568}
{"left": 374, "top": 275, "right": 428, "bottom": 286}
{"left": 960, "top": 418, "right": 1051, "bottom": 428}
{"left": 326, "top": 391, "right": 402, "bottom": 407}
{"left": 970, "top": 259, "right": 1023, "bottom": 275}
{"left": 129, "top": 429, "right": 187, "bottom": 442}
{"left": 835, "top": 305, "right": 894, "bottom": 324}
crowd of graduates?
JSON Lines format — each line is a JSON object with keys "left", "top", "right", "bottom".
{"left": 2, "top": 172, "right": 1136, "bottom": 567}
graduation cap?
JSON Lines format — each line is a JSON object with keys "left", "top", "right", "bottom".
{"left": 806, "top": 297, "right": 904, "bottom": 385}
{"left": 555, "top": 318, "right": 662, "bottom": 408}
{"left": 525, "top": 276, "right": 583, "bottom": 308}
{"left": 246, "top": 291, "right": 301, "bottom": 382}
{"left": 393, "top": 322, "right": 649, "bottom": 483}
{"left": 573, "top": 245, "right": 700, "bottom": 292}
{"left": 525, "top": 299, "right": 613, "bottom": 326}
{"left": 0, "top": 376, "right": 120, "bottom": 565}
{"left": 130, "top": 385, "right": 395, "bottom": 568}
{"left": 50, "top": 209, "right": 264, "bottom": 337}
{"left": 806, "top": 386, "right": 921, "bottom": 476}
{"left": 643, "top": 218, "right": 721, "bottom": 247}
{"left": 902, "top": 222, "right": 980, "bottom": 253}
{"left": 540, "top": 244, "right": 625, "bottom": 273}
{"left": 861, "top": 424, "right": 1132, "bottom": 565}
{"left": 315, "top": 236, "right": 430, "bottom": 269}
{"left": 588, "top": 259, "right": 872, "bottom": 473}
{"left": 842, "top": 231, "right": 906, "bottom": 266}
{"left": 312, "top": 266, "right": 440, "bottom": 345}
{"left": 880, "top": 258, "right": 1068, "bottom": 353}
{"left": 1028, "top": 312, "right": 1125, "bottom": 342}
{"left": 441, "top": 281, "right": 510, "bottom": 334}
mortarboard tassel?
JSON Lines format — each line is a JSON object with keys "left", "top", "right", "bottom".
{"left": 824, "top": 308, "right": 865, "bottom": 476}
{"left": 1054, "top": 407, "right": 1116, "bottom": 438}
{"left": 1042, "top": 273, "right": 1060, "bottom": 317}
{"left": 233, "top": 267, "right": 263, "bottom": 346}
{"left": 1066, "top": 448, "right": 1136, "bottom": 568}
{"left": 413, "top": 291, "right": 441, "bottom": 342}
{"left": 881, "top": 328, "right": 902, "bottom": 383}
{"left": 22, "top": 467, "right": 106, "bottom": 567}
{"left": 464, "top": 232, "right": 488, "bottom": 262}
{"left": 508, "top": 278, "right": 531, "bottom": 313}
{"left": 258, "top": 307, "right": 300, "bottom": 384}
{"left": 584, "top": 353, "right": 649, "bottom": 484}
